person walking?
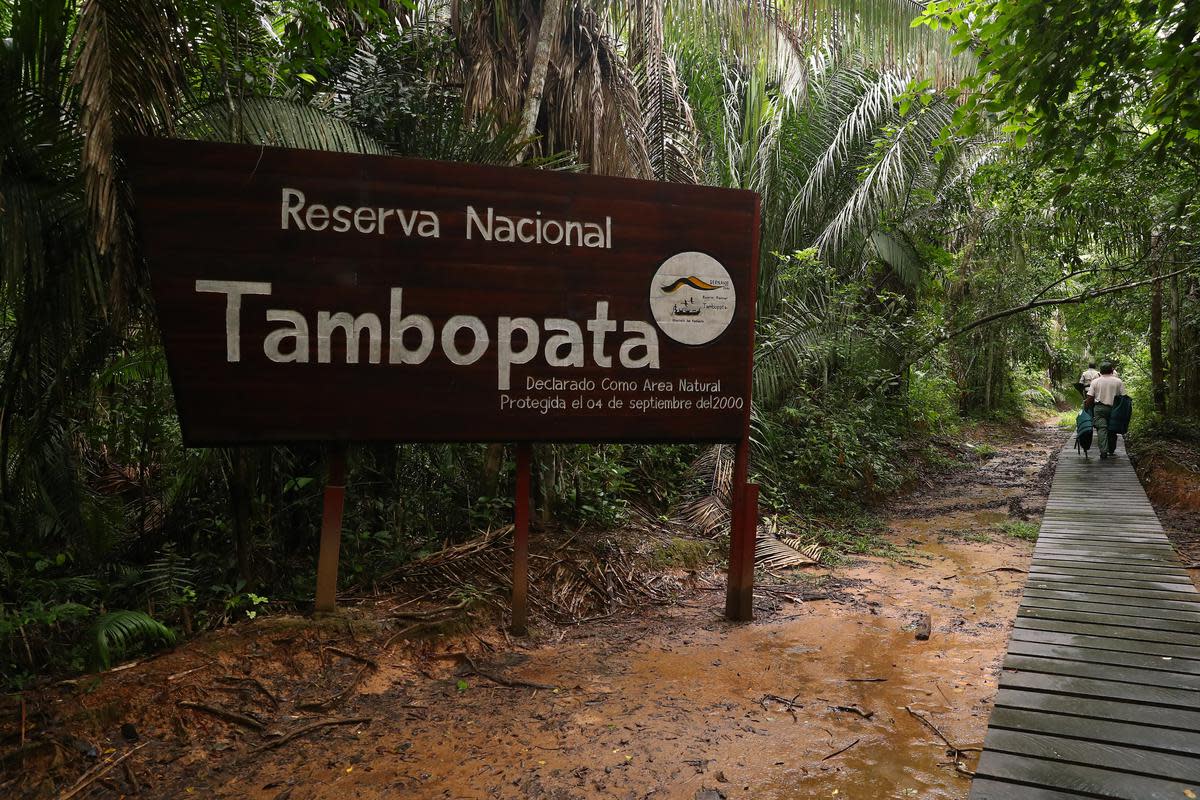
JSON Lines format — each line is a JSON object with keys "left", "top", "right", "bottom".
{"left": 1077, "top": 362, "right": 1100, "bottom": 397}
{"left": 1084, "top": 363, "right": 1127, "bottom": 459}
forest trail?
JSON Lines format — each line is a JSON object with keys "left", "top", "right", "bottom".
{"left": 11, "top": 424, "right": 1066, "bottom": 800}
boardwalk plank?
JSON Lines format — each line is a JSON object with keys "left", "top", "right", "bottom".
{"left": 1022, "top": 573, "right": 1197, "bottom": 593}
{"left": 1017, "top": 606, "right": 1200, "bottom": 634}
{"left": 1010, "top": 627, "right": 1200, "bottom": 661}
{"left": 1022, "top": 588, "right": 1200, "bottom": 613}
{"left": 993, "top": 687, "right": 1200, "bottom": 730}
{"left": 969, "top": 779, "right": 1095, "bottom": 800}
{"left": 1019, "top": 595, "right": 1200, "bottom": 622}
{"left": 1021, "top": 582, "right": 1198, "bottom": 602}
{"left": 1007, "top": 638, "right": 1200, "bottom": 674}
{"left": 1003, "top": 652, "right": 1200, "bottom": 690}
{"left": 988, "top": 707, "right": 1200, "bottom": 756}
{"left": 984, "top": 729, "right": 1200, "bottom": 782}
{"left": 1014, "top": 616, "right": 1200, "bottom": 646}
{"left": 974, "top": 751, "right": 1200, "bottom": 799}
{"left": 1029, "top": 560, "right": 1193, "bottom": 578}
{"left": 999, "top": 669, "right": 1200, "bottom": 708}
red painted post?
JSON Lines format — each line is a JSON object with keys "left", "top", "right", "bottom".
{"left": 512, "top": 443, "right": 532, "bottom": 635}
{"left": 737, "top": 484, "right": 759, "bottom": 618}
{"left": 314, "top": 444, "right": 348, "bottom": 613}
{"left": 725, "top": 438, "right": 754, "bottom": 620}
{"left": 725, "top": 193, "right": 761, "bottom": 622}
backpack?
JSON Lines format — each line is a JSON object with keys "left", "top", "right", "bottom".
{"left": 1109, "top": 395, "right": 1133, "bottom": 435}
{"left": 1075, "top": 407, "right": 1093, "bottom": 456}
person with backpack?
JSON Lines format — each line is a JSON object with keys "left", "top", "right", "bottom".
{"left": 1075, "top": 361, "right": 1100, "bottom": 398}
{"left": 1084, "top": 362, "right": 1128, "bottom": 459}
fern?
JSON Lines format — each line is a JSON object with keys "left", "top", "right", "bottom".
{"left": 90, "top": 610, "right": 175, "bottom": 670}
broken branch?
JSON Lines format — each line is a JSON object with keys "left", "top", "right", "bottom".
{"left": 177, "top": 701, "right": 264, "bottom": 731}
{"left": 460, "top": 654, "right": 555, "bottom": 690}
{"left": 905, "top": 706, "right": 982, "bottom": 756}
{"left": 254, "top": 717, "right": 372, "bottom": 753}
{"left": 821, "top": 737, "right": 861, "bottom": 761}
{"left": 56, "top": 743, "right": 147, "bottom": 800}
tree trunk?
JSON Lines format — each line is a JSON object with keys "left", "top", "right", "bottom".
{"left": 1168, "top": 272, "right": 1182, "bottom": 414}
{"left": 983, "top": 332, "right": 994, "bottom": 413}
{"left": 228, "top": 448, "right": 253, "bottom": 588}
{"left": 481, "top": 443, "right": 505, "bottom": 497}
{"left": 1186, "top": 277, "right": 1200, "bottom": 414}
{"left": 1150, "top": 258, "right": 1166, "bottom": 416}
{"left": 517, "top": 0, "right": 565, "bottom": 157}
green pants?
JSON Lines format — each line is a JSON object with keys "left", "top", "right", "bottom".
{"left": 1093, "top": 402, "right": 1114, "bottom": 454}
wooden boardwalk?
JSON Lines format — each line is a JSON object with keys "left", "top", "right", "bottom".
{"left": 970, "top": 437, "right": 1200, "bottom": 800}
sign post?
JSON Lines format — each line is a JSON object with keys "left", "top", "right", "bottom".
{"left": 512, "top": 443, "right": 532, "bottom": 634}
{"left": 126, "top": 138, "right": 761, "bottom": 623}
{"left": 314, "top": 444, "right": 347, "bottom": 613}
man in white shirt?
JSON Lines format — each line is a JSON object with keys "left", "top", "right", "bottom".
{"left": 1078, "top": 362, "right": 1100, "bottom": 394}
{"left": 1085, "top": 363, "right": 1126, "bottom": 459}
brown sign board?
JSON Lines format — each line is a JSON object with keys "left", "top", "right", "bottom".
{"left": 125, "top": 138, "right": 760, "bottom": 446}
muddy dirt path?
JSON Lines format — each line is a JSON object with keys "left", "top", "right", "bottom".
{"left": 7, "top": 424, "right": 1063, "bottom": 800}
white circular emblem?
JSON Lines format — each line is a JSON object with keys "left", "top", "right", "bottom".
{"left": 649, "top": 252, "right": 736, "bottom": 345}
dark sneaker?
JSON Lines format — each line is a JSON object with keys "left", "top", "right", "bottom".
{"left": 1100, "top": 453, "right": 1108, "bottom": 460}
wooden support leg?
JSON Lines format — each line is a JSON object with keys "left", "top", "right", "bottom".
{"left": 512, "top": 443, "right": 532, "bottom": 635}
{"left": 314, "top": 444, "right": 348, "bottom": 614}
{"left": 725, "top": 439, "right": 756, "bottom": 621}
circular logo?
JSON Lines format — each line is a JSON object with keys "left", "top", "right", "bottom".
{"left": 649, "top": 252, "right": 736, "bottom": 345}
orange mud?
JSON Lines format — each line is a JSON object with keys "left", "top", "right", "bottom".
{"left": 1131, "top": 433, "right": 1200, "bottom": 570}
{"left": 3, "top": 426, "right": 1062, "bottom": 800}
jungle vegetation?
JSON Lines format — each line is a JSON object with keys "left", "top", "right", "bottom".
{"left": 1, "top": 0, "right": 1197, "bottom": 686}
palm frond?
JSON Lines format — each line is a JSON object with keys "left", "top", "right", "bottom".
{"left": 71, "top": 0, "right": 183, "bottom": 305}
{"left": 90, "top": 609, "right": 174, "bottom": 670}
{"left": 815, "top": 97, "right": 953, "bottom": 257}
{"left": 176, "top": 97, "right": 388, "bottom": 154}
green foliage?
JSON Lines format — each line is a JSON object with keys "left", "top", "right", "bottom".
{"left": 90, "top": 610, "right": 175, "bottom": 671}
{"left": 646, "top": 537, "right": 714, "bottom": 570}
{"left": 918, "top": 0, "right": 1200, "bottom": 178}
{"left": 997, "top": 520, "right": 1039, "bottom": 542}
{"left": 806, "top": 515, "right": 894, "bottom": 564}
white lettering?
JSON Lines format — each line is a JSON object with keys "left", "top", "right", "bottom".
{"left": 417, "top": 212, "right": 440, "bottom": 238}
{"left": 195, "top": 279, "right": 272, "bottom": 362}
{"left": 517, "top": 218, "right": 535, "bottom": 243}
{"left": 281, "top": 188, "right": 305, "bottom": 230}
{"left": 619, "top": 321, "right": 660, "bottom": 368}
{"left": 441, "top": 315, "right": 489, "bottom": 365}
{"left": 388, "top": 289, "right": 434, "bottom": 364}
{"left": 305, "top": 204, "right": 328, "bottom": 231}
{"left": 317, "top": 311, "right": 382, "bottom": 364}
{"left": 264, "top": 310, "right": 310, "bottom": 363}
{"left": 587, "top": 301, "right": 616, "bottom": 368}
{"left": 494, "top": 215, "right": 515, "bottom": 243}
{"left": 543, "top": 319, "right": 584, "bottom": 367}
{"left": 332, "top": 205, "right": 352, "bottom": 232}
{"left": 353, "top": 207, "right": 376, "bottom": 235}
{"left": 565, "top": 220, "right": 582, "bottom": 247}
{"left": 497, "top": 317, "right": 540, "bottom": 390}
{"left": 465, "top": 205, "right": 490, "bottom": 240}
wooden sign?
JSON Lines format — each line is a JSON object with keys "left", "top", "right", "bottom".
{"left": 125, "top": 138, "right": 760, "bottom": 446}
